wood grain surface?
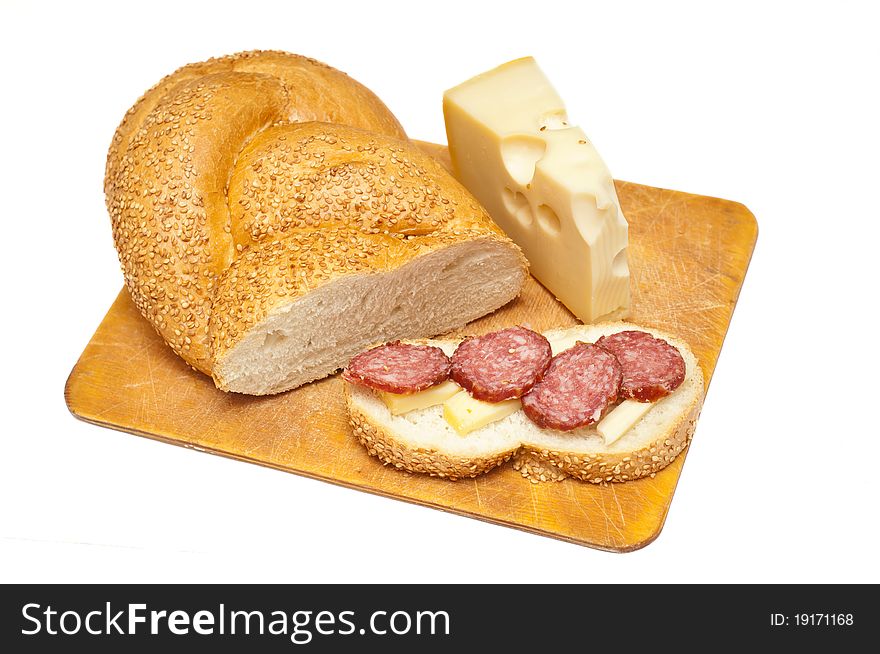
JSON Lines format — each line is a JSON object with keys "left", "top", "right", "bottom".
{"left": 65, "top": 142, "right": 757, "bottom": 551}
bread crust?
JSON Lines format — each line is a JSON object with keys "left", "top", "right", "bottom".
{"left": 106, "top": 50, "right": 406, "bottom": 188}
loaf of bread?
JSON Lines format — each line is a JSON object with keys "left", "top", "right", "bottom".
{"left": 345, "top": 323, "right": 703, "bottom": 482}
{"left": 105, "top": 51, "right": 527, "bottom": 394}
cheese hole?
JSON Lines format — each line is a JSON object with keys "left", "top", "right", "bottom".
{"left": 500, "top": 135, "right": 546, "bottom": 186}
{"left": 502, "top": 187, "right": 534, "bottom": 227}
{"left": 536, "top": 204, "right": 561, "bottom": 234}
{"left": 612, "top": 248, "right": 628, "bottom": 276}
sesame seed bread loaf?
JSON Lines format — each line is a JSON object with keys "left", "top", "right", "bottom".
{"left": 344, "top": 323, "right": 704, "bottom": 482}
{"left": 105, "top": 51, "right": 527, "bottom": 394}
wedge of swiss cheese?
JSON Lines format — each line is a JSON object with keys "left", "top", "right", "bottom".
{"left": 443, "top": 57, "right": 630, "bottom": 323}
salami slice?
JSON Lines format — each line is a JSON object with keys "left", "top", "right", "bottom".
{"left": 521, "top": 343, "right": 622, "bottom": 431}
{"left": 343, "top": 341, "right": 451, "bottom": 394}
{"left": 594, "top": 330, "right": 686, "bottom": 402}
{"left": 450, "top": 326, "right": 552, "bottom": 402}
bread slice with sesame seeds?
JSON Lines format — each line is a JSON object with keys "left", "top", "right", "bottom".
{"left": 344, "top": 323, "right": 703, "bottom": 482}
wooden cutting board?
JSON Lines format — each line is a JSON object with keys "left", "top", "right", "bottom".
{"left": 65, "top": 142, "right": 757, "bottom": 551}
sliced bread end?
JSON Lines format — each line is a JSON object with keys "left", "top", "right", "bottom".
{"left": 344, "top": 322, "right": 705, "bottom": 484}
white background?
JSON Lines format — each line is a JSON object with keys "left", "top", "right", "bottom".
{"left": 1, "top": 0, "right": 878, "bottom": 583}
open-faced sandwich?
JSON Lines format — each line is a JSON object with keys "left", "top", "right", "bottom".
{"left": 344, "top": 323, "right": 703, "bottom": 483}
